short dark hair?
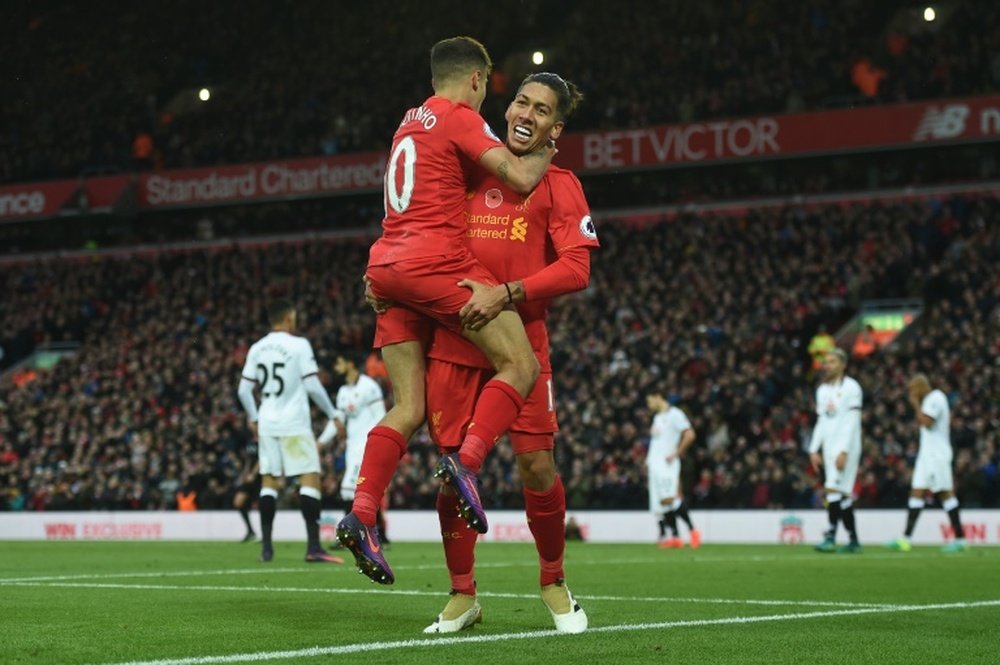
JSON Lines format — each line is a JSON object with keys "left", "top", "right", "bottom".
{"left": 267, "top": 299, "right": 294, "bottom": 326}
{"left": 518, "top": 72, "right": 584, "bottom": 119}
{"left": 431, "top": 36, "right": 492, "bottom": 85}
{"left": 827, "top": 347, "right": 848, "bottom": 364}
{"left": 336, "top": 348, "right": 367, "bottom": 371}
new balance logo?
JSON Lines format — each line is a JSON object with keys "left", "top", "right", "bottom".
{"left": 913, "top": 104, "right": 969, "bottom": 140}
{"left": 510, "top": 216, "right": 527, "bottom": 242}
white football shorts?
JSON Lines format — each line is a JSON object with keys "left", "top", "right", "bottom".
{"left": 823, "top": 447, "right": 860, "bottom": 495}
{"left": 648, "top": 461, "right": 681, "bottom": 512}
{"left": 258, "top": 432, "right": 321, "bottom": 477}
{"left": 339, "top": 440, "right": 367, "bottom": 501}
{"left": 911, "top": 455, "right": 954, "bottom": 493}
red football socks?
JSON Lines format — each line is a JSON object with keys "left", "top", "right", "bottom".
{"left": 459, "top": 379, "right": 525, "bottom": 473}
{"left": 352, "top": 425, "right": 407, "bottom": 526}
{"left": 437, "top": 492, "right": 477, "bottom": 595}
{"left": 524, "top": 476, "right": 567, "bottom": 586}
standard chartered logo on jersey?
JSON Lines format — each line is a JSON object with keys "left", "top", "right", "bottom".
{"left": 464, "top": 211, "right": 528, "bottom": 242}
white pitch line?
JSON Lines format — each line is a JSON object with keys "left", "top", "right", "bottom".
{"left": 0, "top": 579, "right": 890, "bottom": 609}
{"left": 95, "top": 599, "right": 1000, "bottom": 665}
{"left": 0, "top": 551, "right": 941, "bottom": 585}
{"left": 0, "top": 568, "right": 304, "bottom": 584}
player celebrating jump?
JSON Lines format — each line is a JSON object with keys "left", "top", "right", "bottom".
{"left": 420, "top": 73, "right": 598, "bottom": 634}
{"left": 337, "top": 36, "right": 555, "bottom": 584}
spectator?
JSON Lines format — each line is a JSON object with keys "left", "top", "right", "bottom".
{"left": 1, "top": 195, "right": 998, "bottom": 513}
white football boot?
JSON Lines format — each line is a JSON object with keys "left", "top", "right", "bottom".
{"left": 423, "top": 592, "right": 482, "bottom": 633}
{"left": 541, "top": 579, "right": 588, "bottom": 634}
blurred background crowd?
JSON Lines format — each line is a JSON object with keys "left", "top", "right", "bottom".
{"left": 2, "top": 195, "right": 997, "bottom": 512}
{"left": 2, "top": 1, "right": 999, "bottom": 516}
{"left": 3, "top": 0, "right": 999, "bottom": 182}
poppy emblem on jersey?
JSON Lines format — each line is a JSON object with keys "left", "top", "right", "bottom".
{"left": 579, "top": 214, "right": 597, "bottom": 240}
{"left": 485, "top": 188, "right": 503, "bottom": 209}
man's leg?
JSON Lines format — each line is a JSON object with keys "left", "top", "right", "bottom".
{"left": 663, "top": 502, "right": 679, "bottom": 536}
{"left": 299, "top": 472, "right": 342, "bottom": 563}
{"left": 456, "top": 310, "right": 539, "bottom": 473}
{"left": 516, "top": 439, "right": 586, "bottom": 634}
{"left": 839, "top": 497, "right": 860, "bottom": 551}
{"left": 905, "top": 494, "right": 925, "bottom": 538}
{"left": 349, "top": 340, "right": 426, "bottom": 526}
{"left": 817, "top": 490, "right": 842, "bottom": 552}
{"left": 434, "top": 312, "right": 539, "bottom": 533}
{"left": 258, "top": 476, "right": 279, "bottom": 562}
{"left": 671, "top": 495, "right": 701, "bottom": 548}
{"left": 889, "top": 492, "right": 925, "bottom": 551}
{"left": 517, "top": 448, "right": 564, "bottom": 585}
{"left": 338, "top": 340, "right": 425, "bottom": 583}
{"left": 424, "top": 360, "right": 485, "bottom": 634}
{"left": 234, "top": 489, "right": 255, "bottom": 542}
{"left": 423, "top": 483, "right": 482, "bottom": 634}
{"left": 836, "top": 454, "right": 862, "bottom": 552}
{"left": 939, "top": 491, "right": 967, "bottom": 552}
{"left": 659, "top": 472, "right": 683, "bottom": 548}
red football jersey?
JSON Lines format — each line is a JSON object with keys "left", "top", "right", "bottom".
{"left": 368, "top": 96, "right": 504, "bottom": 267}
{"left": 427, "top": 164, "right": 600, "bottom": 371}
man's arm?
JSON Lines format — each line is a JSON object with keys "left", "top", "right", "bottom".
{"left": 317, "top": 410, "right": 346, "bottom": 446}
{"left": 303, "top": 375, "right": 337, "bottom": 420}
{"left": 808, "top": 416, "right": 824, "bottom": 471}
{"left": 911, "top": 394, "right": 935, "bottom": 428}
{"left": 668, "top": 428, "right": 696, "bottom": 462}
{"left": 458, "top": 247, "right": 591, "bottom": 329}
{"left": 237, "top": 378, "right": 259, "bottom": 439}
{"left": 479, "top": 144, "right": 555, "bottom": 195}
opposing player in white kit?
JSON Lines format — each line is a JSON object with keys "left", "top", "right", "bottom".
{"left": 237, "top": 300, "right": 344, "bottom": 564}
{"left": 808, "top": 348, "right": 863, "bottom": 553}
{"left": 319, "top": 351, "right": 388, "bottom": 539}
{"left": 645, "top": 393, "right": 701, "bottom": 548}
{"left": 888, "top": 374, "right": 968, "bottom": 553}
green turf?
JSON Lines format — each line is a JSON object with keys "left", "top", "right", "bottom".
{"left": 1, "top": 540, "right": 997, "bottom": 664}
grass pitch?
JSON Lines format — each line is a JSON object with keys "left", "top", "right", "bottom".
{"left": 2, "top": 540, "right": 997, "bottom": 664}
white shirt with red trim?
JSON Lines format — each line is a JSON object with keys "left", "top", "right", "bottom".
{"left": 241, "top": 331, "right": 320, "bottom": 436}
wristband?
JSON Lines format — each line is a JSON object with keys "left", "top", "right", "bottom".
{"left": 504, "top": 282, "right": 513, "bottom": 304}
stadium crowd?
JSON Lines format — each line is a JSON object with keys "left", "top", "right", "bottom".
{"left": 3, "top": 0, "right": 999, "bottom": 183}
{"left": 2, "top": 194, "right": 998, "bottom": 513}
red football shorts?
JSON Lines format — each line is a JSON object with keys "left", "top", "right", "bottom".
{"left": 367, "top": 254, "right": 498, "bottom": 339}
{"left": 426, "top": 358, "right": 557, "bottom": 454}
{"left": 372, "top": 306, "right": 432, "bottom": 349}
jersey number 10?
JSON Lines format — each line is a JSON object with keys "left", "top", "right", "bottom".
{"left": 385, "top": 136, "right": 416, "bottom": 214}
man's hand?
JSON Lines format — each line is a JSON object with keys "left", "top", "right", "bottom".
{"left": 247, "top": 419, "right": 258, "bottom": 442}
{"left": 809, "top": 452, "right": 822, "bottom": 472}
{"left": 666, "top": 453, "right": 678, "bottom": 463}
{"left": 363, "top": 276, "right": 392, "bottom": 314}
{"left": 835, "top": 451, "right": 847, "bottom": 471}
{"left": 458, "top": 279, "right": 508, "bottom": 330}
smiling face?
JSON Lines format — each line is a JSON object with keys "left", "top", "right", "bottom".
{"left": 504, "top": 81, "right": 565, "bottom": 155}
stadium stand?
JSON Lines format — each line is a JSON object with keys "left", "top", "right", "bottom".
{"left": 3, "top": 0, "right": 999, "bottom": 182}
{"left": 2, "top": 194, "right": 997, "bottom": 511}
{"left": 2, "top": 1, "right": 999, "bottom": 516}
